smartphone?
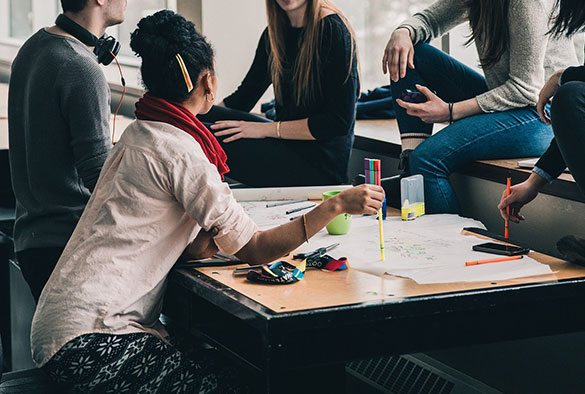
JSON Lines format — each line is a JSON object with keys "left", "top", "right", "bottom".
{"left": 401, "top": 88, "right": 427, "bottom": 103}
{"left": 472, "top": 242, "right": 529, "bottom": 256}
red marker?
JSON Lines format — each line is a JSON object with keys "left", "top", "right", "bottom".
{"left": 466, "top": 255, "right": 523, "bottom": 267}
{"left": 505, "top": 176, "right": 511, "bottom": 240}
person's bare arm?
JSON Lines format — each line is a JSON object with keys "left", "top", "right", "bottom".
{"left": 235, "top": 184, "right": 384, "bottom": 264}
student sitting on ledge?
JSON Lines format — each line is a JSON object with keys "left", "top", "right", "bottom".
{"left": 199, "top": 0, "right": 359, "bottom": 187}
{"left": 498, "top": 0, "right": 585, "bottom": 263}
{"left": 383, "top": 0, "right": 578, "bottom": 214}
{"left": 30, "top": 11, "right": 384, "bottom": 393}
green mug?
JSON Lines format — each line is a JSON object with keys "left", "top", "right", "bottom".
{"left": 323, "top": 191, "right": 352, "bottom": 235}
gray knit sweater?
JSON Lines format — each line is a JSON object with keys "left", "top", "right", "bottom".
{"left": 400, "top": 0, "right": 578, "bottom": 112}
{"left": 9, "top": 29, "right": 111, "bottom": 252}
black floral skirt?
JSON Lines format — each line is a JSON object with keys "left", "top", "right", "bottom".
{"left": 42, "top": 333, "right": 247, "bottom": 393}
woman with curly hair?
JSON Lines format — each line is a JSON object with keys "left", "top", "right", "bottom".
{"left": 29, "top": 10, "right": 383, "bottom": 393}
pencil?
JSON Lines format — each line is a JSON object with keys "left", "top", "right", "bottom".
{"left": 505, "top": 175, "right": 511, "bottom": 240}
{"left": 378, "top": 208, "right": 385, "bottom": 261}
{"left": 465, "top": 255, "right": 523, "bottom": 266}
{"left": 285, "top": 204, "right": 316, "bottom": 215}
{"left": 266, "top": 199, "right": 308, "bottom": 208}
{"left": 374, "top": 159, "right": 385, "bottom": 261}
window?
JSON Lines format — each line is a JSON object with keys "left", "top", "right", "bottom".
{"left": 0, "top": 0, "right": 59, "bottom": 42}
{"left": 0, "top": 0, "right": 176, "bottom": 60}
{"left": 9, "top": 0, "right": 33, "bottom": 39}
{"left": 113, "top": 0, "right": 177, "bottom": 59}
{"left": 336, "top": 0, "right": 435, "bottom": 90}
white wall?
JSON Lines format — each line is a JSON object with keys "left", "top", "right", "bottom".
{"left": 200, "top": 0, "right": 273, "bottom": 105}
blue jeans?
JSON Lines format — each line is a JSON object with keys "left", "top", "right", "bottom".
{"left": 390, "top": 43, "right": 553, "bottom": 213}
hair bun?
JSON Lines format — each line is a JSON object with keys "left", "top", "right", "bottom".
{"left": 130, "top": 10, "right": 196, "bottom": 60}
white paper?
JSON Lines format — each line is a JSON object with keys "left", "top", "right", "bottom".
{"left": 244, "top": 209, "right": 552, "bottom": 284}
{"left": 239, "top": 201, "right": 318, "bottom": 231}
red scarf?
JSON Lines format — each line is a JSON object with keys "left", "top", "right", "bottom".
{"left": 135, "top": 93, "right": 229, "bottom": 179}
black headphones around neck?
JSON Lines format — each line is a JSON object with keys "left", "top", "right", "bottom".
{"left": 55, "top": 14, "right": 120, "bottom": 65}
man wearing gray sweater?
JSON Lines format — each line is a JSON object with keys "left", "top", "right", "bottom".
{"left": 8, "top": 0, "right": 127, "bottom": 302}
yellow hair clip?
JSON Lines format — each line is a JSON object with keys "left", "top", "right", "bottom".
{"left": 175, "top": 53, "right": 194, "bottom": 93}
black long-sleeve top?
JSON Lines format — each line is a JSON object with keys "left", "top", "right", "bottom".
{"left": 223, "top": 14, "right": 359, "bottom": 184}
{"left": 534, "top": 66, "right": 585, "bottom": 181}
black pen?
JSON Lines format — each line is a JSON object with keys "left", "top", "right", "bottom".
{"left": 285, "top": 204, "right": 316, "bottom": 215}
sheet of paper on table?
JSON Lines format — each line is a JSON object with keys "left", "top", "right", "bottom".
{"left": 238, "top": 196, "right": 552, "bottom": 284}
{"left": 238, "top": 200, "right": 318, "bottom": 231}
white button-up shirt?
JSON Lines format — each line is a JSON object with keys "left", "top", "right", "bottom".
{"left": 31, "top": 120, "right": 258, "bottom": 367}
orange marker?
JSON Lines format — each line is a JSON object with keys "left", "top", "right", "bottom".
{"left": 505, "top": 175, "right": 511, "bottom": 240}
{"left": 465, "top": 255, "right": 523, "bottom": 266}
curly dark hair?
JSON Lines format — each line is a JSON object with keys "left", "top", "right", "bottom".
{"left": 130, "top": 10, "right": 215, "bottom": 102}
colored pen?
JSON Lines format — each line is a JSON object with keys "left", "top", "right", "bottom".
{"left": 266, "top": 199, "right": 308, "bottom": 208}
{"left": 465, "top": 255, "right": 523, "bottom": 266}
{"left": 286, "top": 204, "right": 316, "bottom": 215}
{"left": 505, "top": 175, "right": 511, "bottom": 240}
{"left": 378, "top": 208, "right": 385, "bottom": 261}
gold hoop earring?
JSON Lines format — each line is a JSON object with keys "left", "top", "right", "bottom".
{"left": 206, "top": 92, "right": 215, "bottom": 103}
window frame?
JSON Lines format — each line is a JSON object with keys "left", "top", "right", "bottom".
{"left": 0, "top": 0, "right": 177, "bottom": 57}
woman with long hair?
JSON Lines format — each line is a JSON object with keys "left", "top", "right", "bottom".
{"left": 201, "top": 0, "right": 359, "bottom": 187}
{"left": 498, "top": 0, "right": 585, "bottom": 264}
{"left": 29, "top": 10, "right": 383, "bottom": 393}
{"left": 382, "top": 0, "right": 578, "bottom": 214}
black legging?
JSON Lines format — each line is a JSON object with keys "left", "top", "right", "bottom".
{"left": 17, "top": 246, "right": 64, "bottom": 303}
{"left": 550, "top": 81, "right": 585, "bottom": 194}
{"left": 198, "top": 106, "right": 341, "bottom": 187}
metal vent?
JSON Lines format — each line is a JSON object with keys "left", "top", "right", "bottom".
{"left": 347, "top": 354, "right": 501, "bottom": 394}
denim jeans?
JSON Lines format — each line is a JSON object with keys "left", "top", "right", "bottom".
{"left": 390, "top": 43, "right": 553, "bottom": 213}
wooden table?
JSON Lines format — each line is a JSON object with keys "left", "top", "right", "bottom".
{"left": 163, "top": 227, "right": 585, "bottom": 393}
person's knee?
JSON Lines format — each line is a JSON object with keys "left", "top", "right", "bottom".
{"left": 412, "top": 42, "right": 440, "bottom": 66}
{"left": 553, "top": 81, "right": 585, "bottom": 107}
{"left": 551, "top": 81, "right": 585, "bottom": 137}
{"left": 409, "top": 146, "right": 436, "bottom": 174}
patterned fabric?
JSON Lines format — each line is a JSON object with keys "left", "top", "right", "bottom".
{"left": 43, "top": 333, "right": 247, "bottom": 394}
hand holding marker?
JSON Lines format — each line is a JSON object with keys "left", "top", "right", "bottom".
{"left": 365, "top": 158, "right": 385, "bottom": 261}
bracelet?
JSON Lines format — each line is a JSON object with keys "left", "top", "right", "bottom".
{"left": 448, "top": 102, "right": 454, "bottom": 125}
{"left": 276, "top": 121, "right": 282, "bottom": 139}
{"left": 302, "top": 214, "right": 309, "bottom": 243}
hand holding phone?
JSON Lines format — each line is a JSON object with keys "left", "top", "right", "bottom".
{"left": 472, "top": 242, "right": 529, "bottom": 256}
{"left": 401, "top": 88, "right": 427, "bottom": 103}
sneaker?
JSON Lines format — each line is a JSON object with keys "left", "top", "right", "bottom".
{"left": 557, "top": 235, "right": 585, "bottom": 266}
{"left": 398, "top": 149, "right": 413, "bottom": 177}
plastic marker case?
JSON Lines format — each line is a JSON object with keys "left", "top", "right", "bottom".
{"left": 401, "top": 175, "right": 425, "bottom": 221}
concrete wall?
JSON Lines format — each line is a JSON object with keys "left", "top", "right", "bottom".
{"left": 199, "top": 0, "right": 272, "bottom": 106}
